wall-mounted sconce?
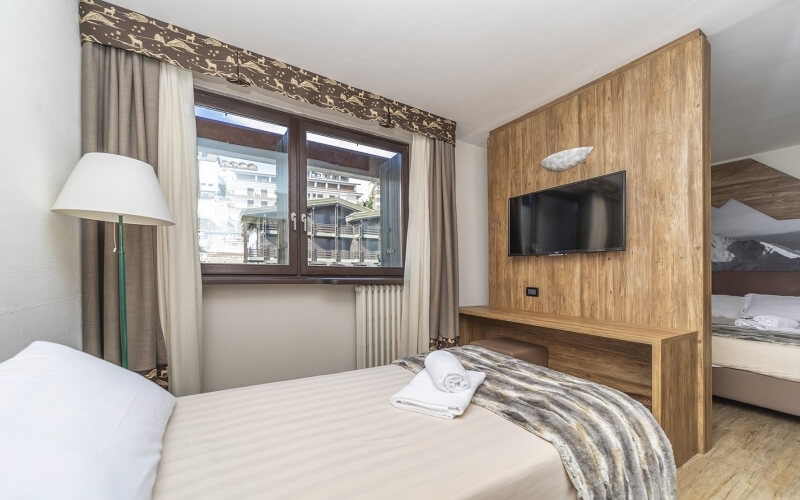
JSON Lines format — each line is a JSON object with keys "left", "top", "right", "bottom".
{"left": 541, "top": 146, "right": 593, "bottom": 171}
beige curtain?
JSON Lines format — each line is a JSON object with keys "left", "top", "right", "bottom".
{"left": 81, "top": 43, "right": 167, "bottom": 385}
{"left": 156, "top": 63, "right": 203, "bottom": 396}
{"left": 400, "top": 134, "right": 433, "bottom": 355}
{"left": 429, "top": 140, "right": 460, "bottom": 349}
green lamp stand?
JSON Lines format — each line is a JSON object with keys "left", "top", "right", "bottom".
{"left": 52, "top": 153, "right": 175, "bottom": 369}
{"left": 117, "top": 215, "right": 129, "bottom": 368}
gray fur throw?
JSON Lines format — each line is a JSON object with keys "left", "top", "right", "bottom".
{"left": 713, "top": 323, "right": 800, "bottom": 346}
{"left": 393, "top": 345, "right": 676, "bottom": 500}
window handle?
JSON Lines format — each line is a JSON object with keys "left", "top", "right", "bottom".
{"left": 290, "top": 212, "right": 297, "bottom": 231}
{"left": 300, "top": 213, "right": 307, "bottom": 232}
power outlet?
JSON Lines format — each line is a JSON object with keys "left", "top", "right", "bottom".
{"left": 526, "top": 287, "right": 539, "bottom": 297}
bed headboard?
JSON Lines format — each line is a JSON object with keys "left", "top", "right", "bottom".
{"left": 712, "top": 271, "right": 800, "bottom": 297}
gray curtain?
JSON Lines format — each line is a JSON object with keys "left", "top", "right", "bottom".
{"left": 379, "top": 153, "right": 403, "bottom": 267}
{"left": 429, "top": 140, "right": 459, "bottom": 349}
{"left": 81, "top": 43, "right": 167, "bottom": 385}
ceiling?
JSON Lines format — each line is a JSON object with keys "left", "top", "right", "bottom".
{"left": 114, "top": 0, "right": 799, "bottom": 157}
{"left": 710, "top": 1, "right": 800, "bottom": 161}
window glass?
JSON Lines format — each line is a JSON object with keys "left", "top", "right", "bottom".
{"left": 194, "top": 92, "right": 407, "bottom": 281}
{"left": 196, "top": 106, "right": 290, "bottom": 265}
{"left": 305, "top": 131, "right": 403, "bottom": 268}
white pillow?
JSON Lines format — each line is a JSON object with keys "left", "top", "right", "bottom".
{"left": 711, "top": 294, "right": 745, "bottom": 320}
{"left": 0, "top": 341, "right": 176, "bottom": 500}
{"left": 742, "top": 293, "right": 800, "bottom": 322}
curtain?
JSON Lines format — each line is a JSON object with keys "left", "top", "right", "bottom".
{"left": 378, "top": 154, "right": 404, "bottom": 267}
{"left": 156, "top": 63, "right": 203, "bottom": 396}
{"left": 429, "top": 140, "right": 460, "bottom": 349}
{"left": 400, "top": 134, "right": 432, "bottom": 355}
{"left": 81, "top": 43, "right": 167, "bottom": 385}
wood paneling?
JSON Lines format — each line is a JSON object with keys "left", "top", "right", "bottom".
{"left": 654, "top": 336, "right": 698, "bottom": 465}
{"left": 487, "top": 32, "right": 711, "bottom": 455}
{"left": 713, "top": 271, "right": 800, "bottom": 297}
{"left": 677, "top": 399, "right": 800, "bottom": 499}
{"left": 462, "top": 316, "right": 654, "bottom": 396}
{"left": 459, "top": 306, "right": 693, "bottom": 344}
{"left": 460, "top": 306, "right": 699, "bottom": 465}
{"left": 711, "top": 158, "right": 800, "bottom": 219}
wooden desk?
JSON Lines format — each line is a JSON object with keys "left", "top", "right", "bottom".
{"left": 459, "top": 306, "right": 698, "bottom": 466}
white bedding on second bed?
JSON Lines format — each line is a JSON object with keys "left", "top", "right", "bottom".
{"left": 153, "top": 364, "right": 576, "bottom": 500}
{"left": 712, "top": 335, "right": 800, "bottom": 382}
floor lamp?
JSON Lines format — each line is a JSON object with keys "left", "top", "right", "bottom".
{"left": 52, "top": 152, "right": 174, "bottom": 369}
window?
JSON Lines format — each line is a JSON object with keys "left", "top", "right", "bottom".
{"left": 195, "top": 90, "right": 408, "bottom": 283}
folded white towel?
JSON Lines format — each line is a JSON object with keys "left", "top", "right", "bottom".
{"left": 424, "top": 350, "right": 470, "bottom": 392}
{"left": 390, "top": 369, "right": 486, "bottom": 419}
{"left": 734, "top": 318, "right": 769, "bottom": 330}
{"left": 753, "top": 315, "right": 800, "bottom": 330}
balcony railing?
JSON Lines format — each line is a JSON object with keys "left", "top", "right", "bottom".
{"left": 248, "top": 247, "right": 280, "bottom": 258}
{"left": 307, "top": 223, "right": 380, "bottom": 237}
{"left": 308, "top": 249, "right": 381, "bottom": 263}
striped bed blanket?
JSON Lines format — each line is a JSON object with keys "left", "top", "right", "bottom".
{"left": 394, "top": 345, "right": 676, "bottom": 500}
{"left": 712, "top": 323, "right": 800, "bottom": 346}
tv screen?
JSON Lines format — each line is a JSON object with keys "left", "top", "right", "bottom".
{"left": 508, "top": 171, "right": 626, "bottom": 256}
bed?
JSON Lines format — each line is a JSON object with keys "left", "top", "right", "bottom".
{"left": 153, "top": 364, "right": 575, "bottom": 500}
{"left": 1, "top": 342, "right": 675, "bottom": 500}
{"left": 711, "top": 271, "right": 800, "bottom": 416}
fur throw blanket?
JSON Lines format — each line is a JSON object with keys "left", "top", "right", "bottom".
{"left": 394, "top": 345, "right": 676, "bottom": 499}
{"left": 713, "top": 323, "right": 800, "bottom": 346}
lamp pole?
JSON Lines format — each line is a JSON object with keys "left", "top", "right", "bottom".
{"left": 118, "top": 215, "right": 128, "bottom": 369}
{"left": 51, "top": 153, "right": 175, "bottom": 371}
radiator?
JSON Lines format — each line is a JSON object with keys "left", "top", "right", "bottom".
{"left": 355, "top": 285, "right": 403, "bottom": 369}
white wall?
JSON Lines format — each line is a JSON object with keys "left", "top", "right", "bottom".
{"left": 0, "top": 1, "right": 82, "bottom": 361}
{"left": 714, "top": 143, "right": 800, "bottom": 178}
{"left": 202, "top": 285, "right": 357, "bottom": 391}
{"left": 201, "top": 139, "right": 489, "bottom": 391}
{"left": 455, "top": 141, "right": 489, "bottom": 306}
{"left": 750, "top": 143, "right": 800, "bottom": 179}
{"left": 712, "top": 143, "right": 800, "bottom": 247}
{"left": 195, "top": 78, "right": 492, "bottom": 390}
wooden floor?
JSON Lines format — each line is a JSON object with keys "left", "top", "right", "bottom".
{"left": 678, "top": 398, "right": 800, "bottom": 499}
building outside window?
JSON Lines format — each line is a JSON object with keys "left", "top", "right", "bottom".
{"left": 194, "top": 91, "right": 408, "bottom": 283}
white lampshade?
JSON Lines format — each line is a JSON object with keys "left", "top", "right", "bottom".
{"left": 52, "top": 152, "right": 174, "bottom": 226}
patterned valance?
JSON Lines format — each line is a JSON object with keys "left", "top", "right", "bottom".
{"left": 78, "top": 0, "right": 456, "bottom": 143}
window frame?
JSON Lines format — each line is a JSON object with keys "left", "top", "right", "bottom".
{"left": 195, "top": 90, "right": 408, "bottom": 285}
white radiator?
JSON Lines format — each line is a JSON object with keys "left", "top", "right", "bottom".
{"left": 355, "top": 285, "right": 403, "bottom": 369}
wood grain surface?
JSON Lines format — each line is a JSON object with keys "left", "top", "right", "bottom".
{"left": 711, "top": 158, "right": 800, "bottom": 220}
{"left": 460, "top": 314, "right": 654, "bottom": 397}
{"left": 713, "top": 270, "right": 800, "bottom": 297}
{"left": 486, "top": 31, "right": 711, "bottom": 456}
{"left": 678, "top": 399, "right": 800, "bottom": 499}
{"left": 460, "top": 306, "right": 699, "bottom": 465}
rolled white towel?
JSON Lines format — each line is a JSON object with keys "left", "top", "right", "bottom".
{"left": 734, "top": 318, "right": 768, "bottom": 330}
{"left": 425, "top": 350, "right": 470, "bottom": 392}
{"left": 390, "top": 369, "right": 486, "bottom": 419}
{"left": 753, "top": 315, "right": 800, "bottom": 330}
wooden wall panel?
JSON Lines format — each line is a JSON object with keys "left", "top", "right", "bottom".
{"left": 711, "top": 158, "right": 800, "bottom": 219}
{"left": 487, "top": 31, "right": 711, "bottom": 452}
{"left": 460, "top": 316, "right": 653, "bottom": 396}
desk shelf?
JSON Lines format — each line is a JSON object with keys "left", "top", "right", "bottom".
{"left": 459, "top": 306, "right": 698, "bottom": 466}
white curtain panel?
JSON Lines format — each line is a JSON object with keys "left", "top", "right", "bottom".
{"left": 399, "top": 134, "right": 433, "bottom": 356}
{"left": 156, "top": 64, "right": 203, "bottom": 396}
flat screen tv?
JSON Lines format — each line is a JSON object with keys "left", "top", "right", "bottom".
{"left": 508, "top": 171, "right": 626, "bottom": 256}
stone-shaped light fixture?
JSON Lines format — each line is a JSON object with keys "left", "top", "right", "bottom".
{"left": 541, "top": 146, "right": 594, "bottom": 171}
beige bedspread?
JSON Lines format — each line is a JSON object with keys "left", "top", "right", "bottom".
{"left": 153, "top": 365, "right": 576, "bottom": 500}
{"left": 713, "top": 335, "right": 800, "bottom": 382}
